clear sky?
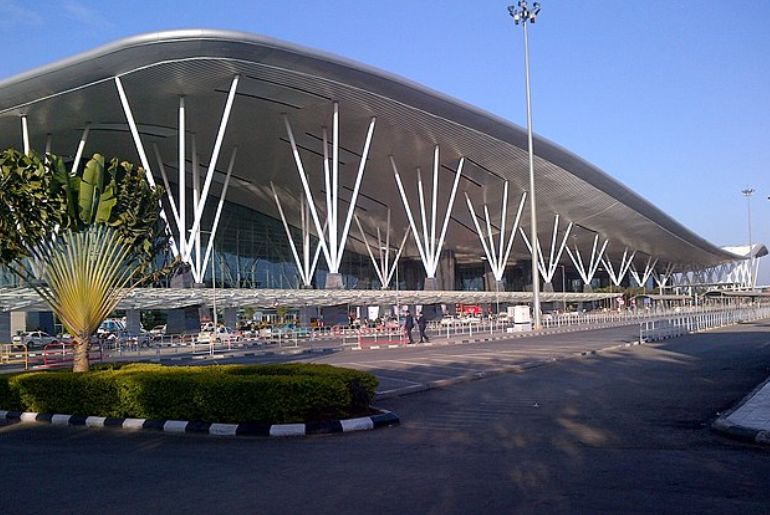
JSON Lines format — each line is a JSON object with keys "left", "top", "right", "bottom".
{"left": 2, "top": 0, "right": 769, "bottom": 283}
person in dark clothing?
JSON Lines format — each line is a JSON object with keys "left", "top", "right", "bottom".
{"left": 417, "top": 311, "right": 429, "bottom": 343}
{"left": 403, "top": 311, "right": 415, "bottom": 344}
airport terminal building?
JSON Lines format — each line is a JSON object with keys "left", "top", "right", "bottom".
{"left": 0, "top": 30, "right": 765, "bottom": 332}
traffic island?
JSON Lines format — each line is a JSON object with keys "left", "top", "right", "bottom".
{"left": 0, "top": 363, "right": 399, "bottom": 438}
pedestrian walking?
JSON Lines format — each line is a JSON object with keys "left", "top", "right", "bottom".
{"left": 403, "top": 310, "right": 415, "bottom": 344}
{"left": 417, "top": 311, "right": 429, "bottom": 343}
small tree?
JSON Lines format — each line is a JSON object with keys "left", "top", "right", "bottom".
{"left": 0, "top": 149, "right": 175, "bottom": 372}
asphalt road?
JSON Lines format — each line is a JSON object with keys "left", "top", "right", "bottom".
{"left": 2, "top": 322, "right": 770, "bottom": 514}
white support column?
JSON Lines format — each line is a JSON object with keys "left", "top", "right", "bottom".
{"left": 201, "top": 147, "right": 238, "bottom": 275}
{"left": 20, "top": 115, "right": 30, "bottom": 155}
{"left": 114, "top": 76, "right": 179, "bottom": 257}
{"left": 283, "top": 106, "right": 376, "bottom": 277}
{"left": 355, "top": 215, "right": 388, "bottom": 287}
{"left": 178, "top": 96, "right": 186, "bottom": 259}
{"left": 653, "top": 262, "right": 675, "bottom": 292}
{"left": 71, "top": 124, "right": 91, "bottom": 176}
{"left": 271, "top": 182, "right": 326, "bottom": 287}
{"left": 519, "top": 227, "right": 548, "bottom": 278}
{"left": 184, "top": 75, "right": 240, "bottom": 260}
{"left": 335, "top": 115, "right": 376, "bottom": 269}
{"left": 284, "top": 115, "right": 332, "bottom": 269}
{"left": 44, "top": 134, "right": 52, "bottom": 156}
{"left": 391, "top": 152, "right": 464, "bottom": 279}
{"left": 152, "top": 143, "right": 182, "bottom": 231}
{"left": 191, "top": 134, "right": 202, "bottom": 282}
{"left": 518, "top": 214, "right": 572, "bottom": 284}
{"left": 630, "top": 256, "right": 658, "bottom": 289}
{"left": 565, "top": 234, "right": 608, "bottom": 287}
{"left": 465, "top": 187, "right": 527, "bottom": 282}
{"left": 601, "top": 247, "right": 637, "bottom": 287}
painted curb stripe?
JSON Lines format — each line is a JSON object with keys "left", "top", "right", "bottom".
{"left": 163, "top": 420, "right": 188, "bottom": 433}
{"left": 340, "top": 417, "right": 374, "bottom": 432}
{"left": 122, "top": 418, "right": 146, "bottom": 430}
{"left": 0, "top": 407, "right": 398, "bottom": 438}
{"left": 270, "top": 423, "right": 305, "bottom": 437}
{"left": 85, "top": 416, "right": 106, "bottom": 428}
{"left": 51, "top": 414, "right": 71, "bottom": 426}
{"left": 209, "top": 423, "right": 239, "bottom": 436}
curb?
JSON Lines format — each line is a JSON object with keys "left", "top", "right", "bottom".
{"left": 0, "top": 408, "right": 399, "bottom": 438}
{"left": 711, "top": 375, "right": 770, "bottom": 447}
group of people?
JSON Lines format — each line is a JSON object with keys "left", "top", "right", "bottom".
{"left": 402, "top": 310, "right": 429, "bottom": 344}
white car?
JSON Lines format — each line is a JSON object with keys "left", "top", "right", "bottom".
{"left": 12, "top": 331, "right": 59, "bottom": 348}
{"left": 439, "top": 316, "right": 459, "bottom": 326}
{"left": 461, "top": 316, "right": 481, "bottom": 324}
{"left": 197, "top": 326, "right": 242, "bottom": 344}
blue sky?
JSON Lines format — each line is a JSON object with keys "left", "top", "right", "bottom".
{"left": 2, "top": 0, "right": 769, "bottom": 283}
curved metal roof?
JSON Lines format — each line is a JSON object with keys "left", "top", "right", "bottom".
{"left": 0, "top": 29, "right": 742, "bottom": 269}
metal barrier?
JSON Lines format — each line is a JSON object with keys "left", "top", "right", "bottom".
{"left": 639, "top": 306, "right": 770, "bottom": 343}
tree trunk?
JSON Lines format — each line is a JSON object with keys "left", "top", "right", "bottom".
{"left": 72, "top": 337, "right": 90, "bottom": 373}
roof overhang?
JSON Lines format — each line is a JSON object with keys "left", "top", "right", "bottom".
{"left": 0, "top": 29, "right": 744, "bottom": 270}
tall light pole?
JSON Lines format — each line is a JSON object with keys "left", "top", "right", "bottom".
{"left": 742, "top": 188, "right": 755, "bottom": 289}
{"left": 508, "top": 1, "right": 542, "bottom": 329}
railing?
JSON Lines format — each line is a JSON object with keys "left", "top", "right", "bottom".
{"left": 639, "top": 306, "right": 770, "bottom": 343}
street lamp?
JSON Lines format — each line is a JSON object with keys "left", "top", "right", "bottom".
{"left": 194, "top": 229, "right": 218, "bottom": 355}
{"left": 508, "top": 1, "right": 542, "bottom": 329}
{"left": 742, "top": 188, "right": 755, "bottom": 290}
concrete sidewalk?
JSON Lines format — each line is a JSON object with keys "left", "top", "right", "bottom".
{"left": 713, "top": 375, "right": 770, "bottom": 445}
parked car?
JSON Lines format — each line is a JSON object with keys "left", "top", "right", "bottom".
{"left": 97, "top": 318, "right": 126, "bottom": 337}
{"left": 149, "top": 324, "right": 167, "bottom": 336}
{"left": 197, "top": 326, "right": 242, "bottom": 344}
{"left": 271, "top": 323, "right": 310, "bottom": 339}
{"left": 12, "top": 331, "right": 59, "bottom": 348}
{"left": 440, "top": 315, "right": 459, "bottom": 326}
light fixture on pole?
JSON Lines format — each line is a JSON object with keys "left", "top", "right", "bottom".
{"left": 742, "top": 188, "right": 755, "bottom": 290}
{"left": 507, "top": 0, "right": 542, "bottom": 329}
{"left": 194, "top": 229, "right": 218, "bottom": 355}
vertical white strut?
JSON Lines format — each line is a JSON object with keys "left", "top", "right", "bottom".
{"left": 114, "top": 76, "right": 179, "bottom": 257}
{"left": 519, "top": 214, "right": 573, "bottom": 283}
{"left": 71, "top": 125, "right": 90, "bottom": 176}
{"left": 192, "top": 134, "right": 202, "bottom": 282}
{"left": 601, "top": 247, "right": 637, "bottom": 287}
{"left": 630, "top": 256, "right": 658, "bottom": 288}
{"left": 184, "top": 75, "right": 240, "bottom": 260}
{"left": 283, "top": 105, "right": 376, "bottom": 274}
{"left": 201, "top": 148, "right": 238, "bottom": 276}
{"left": 21, "top": 115, "right": 30, "bottom": 155}
{"left": 152, "top": 143, "right": 181, "bottom": 231}
{"left": 178, "top": 96, "right": 186, "bottom": 259}
{"left": 465, "top": 187, "right": 527, "bottom": 282}
{"left": 565, "top": 234, "right": 608, "bottom": 285}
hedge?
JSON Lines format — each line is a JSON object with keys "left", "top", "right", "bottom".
{"left": 0, "top": 364, "right": 378, "bottom": 424}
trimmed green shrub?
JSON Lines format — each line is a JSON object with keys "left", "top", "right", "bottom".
{"left": 0, "top": 364, "right": 378, "bottom": 424}
{"left": 0, "top": 374, "right": 22, "bottom": 411}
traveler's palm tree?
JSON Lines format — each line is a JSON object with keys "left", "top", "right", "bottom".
{"left": 0, "top": 149, "right": 174, "bottom": 372}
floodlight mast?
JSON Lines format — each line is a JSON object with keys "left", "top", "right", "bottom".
{"left": 742, "top": 188, "right": 755, "bottom": 289}
{"left": 508, "top": 0, "right": 543, "bottom": 329}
